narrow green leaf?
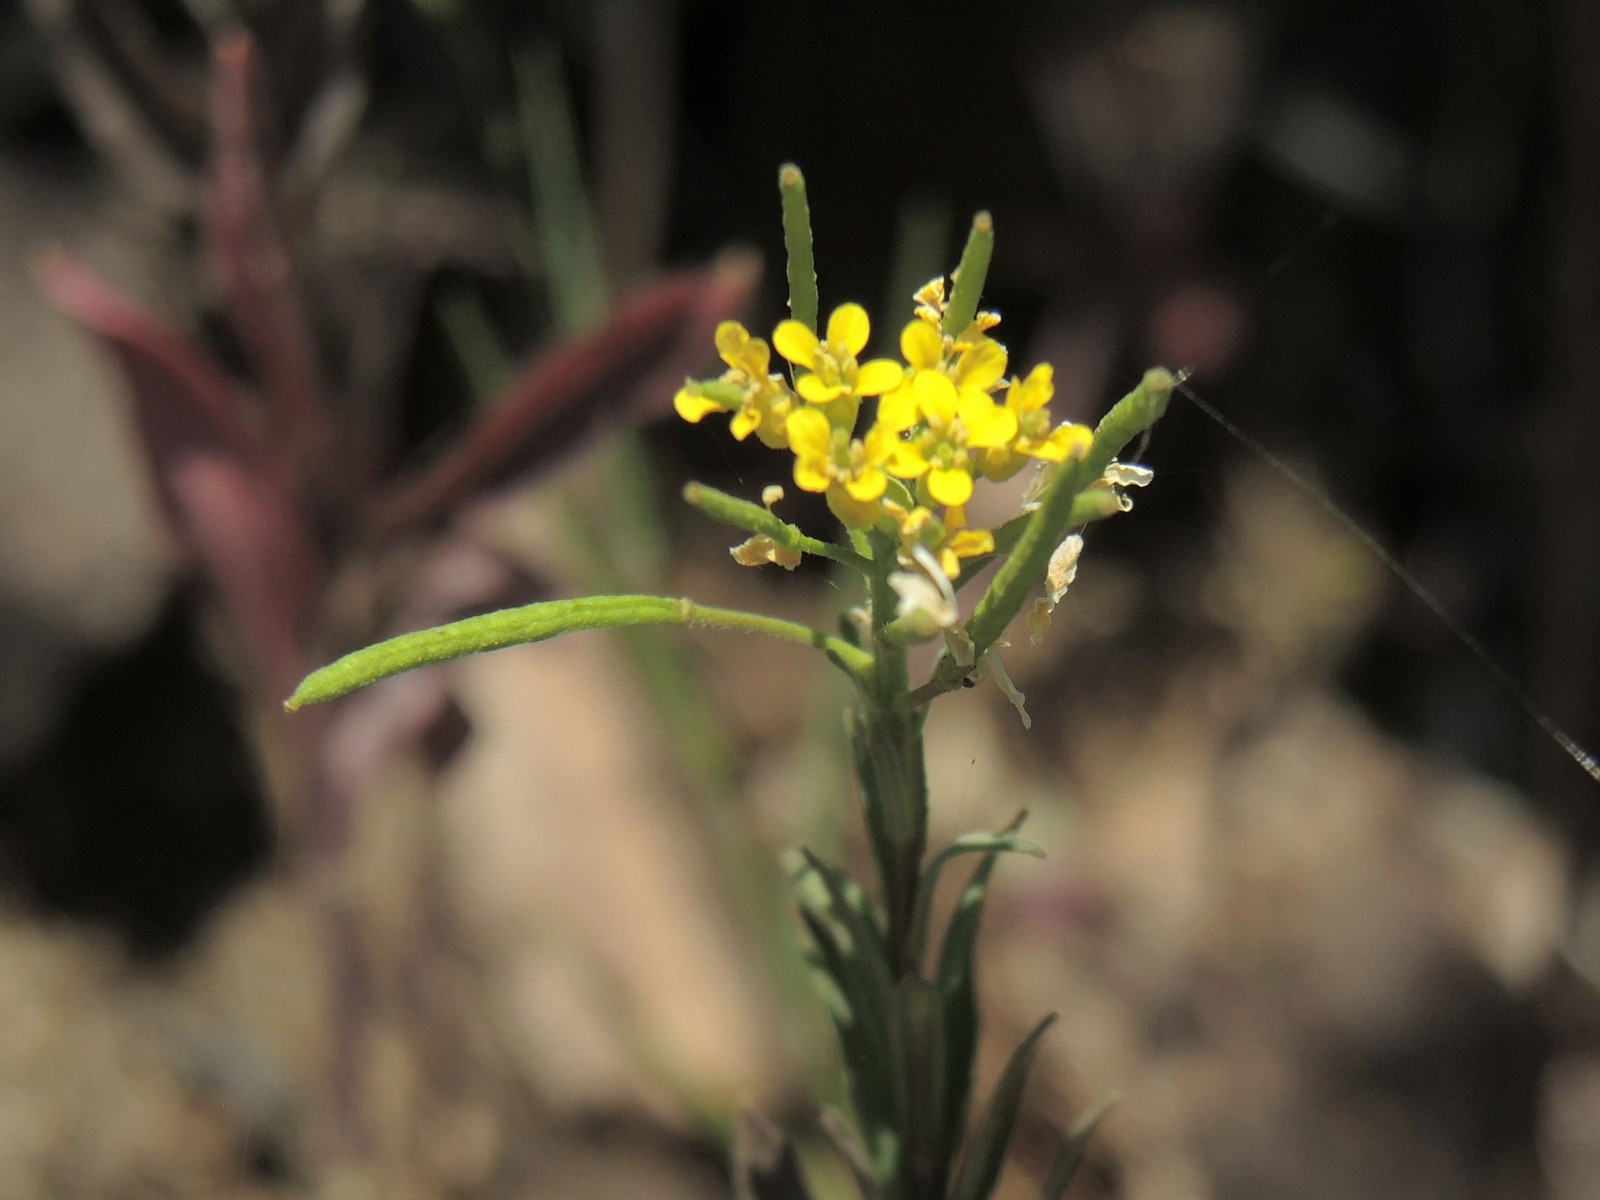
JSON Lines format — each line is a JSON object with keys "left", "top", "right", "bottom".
{"left": 941, "top": 212, "right": 994, "bottom": 338}
{"left": 907, "top": 815, "right": 1039, "bottom": 969}
{"left": 931, "top": 817, "right": 1026, "bottom": 1179}
{"left": 820, "top": 1108, "right": 883, "bottom": 1200}
{"left": 732, "top": 1108, "right": 815, "bottom": 1200}
{"left": 947, "top": 1014, "right": 1058, "bottom": 1200}
{"left": 897, "top": 975, "right": 947, "bottom": 1198}
{"left": 778, "top": 163, "right": 819, "bottom": 333}
{"left": 1039, "top": 1093, "right": 1118, "bottom": 1200}
{"left": 285, "top": 594, "right": 872, "bottom": 709}
{"left": 795, "top": 851, "right": 905, "bottom": 1180}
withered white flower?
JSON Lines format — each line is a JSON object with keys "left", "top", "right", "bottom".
{"left": 964, "top": 642, "right": 1031, "bottom": 730}
{"left": 1027, "top": 533, "right": 1085, "bottom": 644}
{"left": 731, "top": 535, "right": 801, "bottom": 570}
{"left": 888, "top": 544, "right": 976, "bottom": 666}
{"left": 1103, "top": 460, "right": 1155, "bottom": 511}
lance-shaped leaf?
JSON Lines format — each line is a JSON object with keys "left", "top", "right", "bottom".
{"left": 368, "top": 254, "right": 758, "bottom": 537}
{"left": 947, "top": 1014, "right": 1057, "bottom": 1200}
{"left": 794, "top": 850, "right": 905, "bottom": 1186}
{"left": 37, "top": 251, "right": 317, "bottom": 697}
{"left": 907, "top": 813, "right": 1041, "bottom": 968}
{"left": 1039, "top": 1093, "right": 1117, "bottom": 1200}
{"left": 732, "top": 1108, "right": 815, "bottom": 1200}
{"left": 931, "top": 815, "right": 1029, "bottom": 1181}
{"left": 203, "top": 34, "right": 327, "bottom": 461}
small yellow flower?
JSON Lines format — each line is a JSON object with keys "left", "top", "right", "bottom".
{"left": 673, "top": 321, "right": 796, "bottom": 448}
{"left": 785, "top": 405, "right": 897, "bottom": 527}
{"left": 880, "top": 319, "right": 1008, "bottom": 431}
{"left": 886, "top": 371, "right": 1017, "bottom": 507}
{"left": 884, "top": 500, "right": 995, "bottom": 581}
{"left": 982, "top": 363, "right": 1092, "bottom": 481}
{"left": 773, "top": 303, "right": 903, "bottom": 405}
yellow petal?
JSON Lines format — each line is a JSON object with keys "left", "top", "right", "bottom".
{"left": 675, "top": 386, "right": 724, "bottom": 423}
{"left": 714, "top": 321, "right": 751, "bottom": 367}
{"left": 900, "top": 320, "right": 943, "bottom": 370}
{"left": 793, "top": 457, "right": 831, "bottom": 493}
{"left": 1030, "top": 423, "right": 1091, "bottom": 461}
{"left": 785, "top": 406, "right": 833, "bottom": 458}
{"left": 739, "top": 336, "right": 772, "bottom": 375}
{"left": 928, "top": 466, "right": 973, "bottom": 506}
{"left": 796, "top": 373, "right": 844, "bottom": 403}
{"left": 888, "top": 442, "right": 930, "bottom": 478}
{"left": 914, "top": 371, "right": 957, "bottom": 425}
{"left": 772, "top": 319, "right": 820, "bottom": 367}
{"left": 861, "top": 422, "right": 898, "bottom": 463}
{"left": 1011, "top": 363, "right": 1053, "bottom": 411}
{"left": 958, "top": 393, "right": 1018, "bottom": 447}
{"left": 855, "top": 359, "right": 904, "bottom": 396}
{"left": 948, "top": 528, "right": 994, "bottom": 557}
{"left": 845, "top": 466, "right": 887, "bottom": 502}
{"left": 877, "top": 383, "right": 919, "bottom": 432}
{"left": 956, "top": 338, "right": 1008, "bottom": 391}
{"left": 826, "top": 303, "right": 871, "bottom": 357}
{"left": 729, "top": 407, "right": 760, "bottom": 440}
{"left": 825, "top": 483, "right": 881, "bottom": 529}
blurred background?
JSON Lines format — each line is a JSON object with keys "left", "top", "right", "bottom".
{"left": 1, "top": 0, "right": 1598, "bottom": 1196}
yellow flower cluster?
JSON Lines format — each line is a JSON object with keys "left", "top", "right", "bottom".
{"left": 674, "top": 280, "right": 1092, "bottom": 579}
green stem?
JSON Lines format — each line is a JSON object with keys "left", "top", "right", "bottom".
{"left": 682, "top": 482, "right": 870, "bottom": 571}
{"left": 287, "top": 594, "right": 873, "bottom": 709}
{"left": 912, "top": 368, "right": 1173, "bottom": 705}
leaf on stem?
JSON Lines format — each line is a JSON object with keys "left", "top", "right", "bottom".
{"left": 931, "top": 814, "right": 1028, "bottom": 1180}
{"left": 732, "top": 1108, "right": 815, "bottom": 1200}
{"left": 794, "top": 850, "right": 904, "bottom": 1187}
{"left": 907, "top": 815, "right": 1041, "bottom": 967}
{"left": 946, "top": 1013, "right": 1058, "bottom": 1200}
{"left": 1039, "top": 1093, "right": 1117, "bottom": 1200}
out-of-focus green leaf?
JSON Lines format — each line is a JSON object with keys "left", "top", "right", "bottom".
{"left": 795, "top": 851, "right": 905, "bottom": 1187}
{"left": 947, "top": 1014, "right": 1057, "bottom": 1200}
{"left": 930, "top": 814, "right": 1027, "bottom": 1169}
{"left": 908, "top": 814, "right": 1038, "bottom": 966}
{"left": 1039, "top": 1093, "right": 1117, "bottom": 1200}
{"left": 732, "top": 1108, "right": 815, "bottom": 1200}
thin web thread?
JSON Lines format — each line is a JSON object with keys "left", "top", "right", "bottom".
{"left": 1172, "top": 375, "right": 1600, "bottom": 787}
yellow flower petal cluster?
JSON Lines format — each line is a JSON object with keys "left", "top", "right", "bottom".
{"left": 674, "top": 321, "right": 796, "bottom": 449}
{"left": 674, "top": 286, "right": 1093, "bottom": 580}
